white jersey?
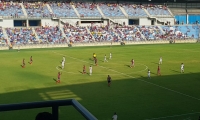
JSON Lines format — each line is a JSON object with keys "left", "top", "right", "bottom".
{"left": 181, "top": 64, "right": 184, "bottom": 69}
{"left": 104, "top": 55, "right": 107, "bottom": 60}
{"left": 110, "top": 53, "right": 112, "bottom": 58}
{"left": 160, "top": 57, "right": 162, "bottom": 62}
{"left": 62, "top": 61, "right": 65, "bottom": 66}
{"left": 148, "top": 70, "right": 150, "bottom": 76}
{"left": 112, "top": 114, "right": 118, "bottom": 120}
{"left": 89, "top": 67, "right": 92, "bottom": 72}
{"left": 63, "top": 57, "right": 65, "bottom": 62}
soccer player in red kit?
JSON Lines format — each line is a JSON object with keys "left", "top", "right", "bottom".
{"left": 57, "top": 72, "right": 62, "bottom": 83}
{"left": 157, "top": 65, "right": 161, "bottom": 76}
{"left": 94, "top": 58, "right": 98, "bottom": 66}
{"left": 82, "top": 65, "right": 86, "bottom": 74}
{"left": 22, "top": 58, "right": 25, "bottom": 68}
{"left": 30, "top": 56, "right": 33, "bottom": 64}
{"left": 107, "top": 75, "right": 111, "bottom": 87}
{"left": 130, "top": 59, "right": 134, "bottom": 68}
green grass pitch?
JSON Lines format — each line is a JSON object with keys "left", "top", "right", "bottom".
{"left": 0, "top": 43, "right": 200, "bottom": 120}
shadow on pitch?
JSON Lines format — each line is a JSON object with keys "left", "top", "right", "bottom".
{"left": 151, "top": 62, "right": 159, "bottom": 65}
{"left": 78, "top": 71, "right": 83, "bottom": 74}
{"left": 124, "top": 64, "right": 130, "bottom": 68}
{"left": 89, "top": 58, "right": 94, "bottom": 61}
{"left": 53, "top": 78, "right": 57, "bottom": 81}
{"left": 171, "top": 69, "right": 180, "bottom": 73}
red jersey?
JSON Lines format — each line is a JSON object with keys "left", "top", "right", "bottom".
{"left": 83, "top": 66, "right": 86, "bottom": 70}
{"left": 158, "top": 66, "right": 160, "bottom": 71}
{"left": 131, "top": 60, "right": 134, "bottom": 64}
{"left": 58, "top": 73, "right": 61, "bottom": 79}
{"left": 30, "top": 57, "right": 32, "bottom": 61}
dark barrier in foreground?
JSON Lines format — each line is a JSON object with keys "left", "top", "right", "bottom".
{"left": 0, "top": 99, "right": 97, "bottom": 120}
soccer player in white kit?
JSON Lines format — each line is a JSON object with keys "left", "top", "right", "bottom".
{"left": 89, "top": 66, "right": 92, "bottom": 75}
{"left": 61, "top": 60, "right": 65, "bottom": 69}
{"left": 63, "top": 56, "right": 65, "bottom": 63}
{"left": 104, "top": 54, "right": 108, "bottom": 62}
{"left": 109, "top": 52, "right": 112, "bottom": 59}
{"left": 159, "top": 57, "right": 162, "bottom": 65}
{"left": 148, "top": 69, "right": 151, "bottom": 79}
{"left": 181, "top": 63, "right": 184, "bottom": 73}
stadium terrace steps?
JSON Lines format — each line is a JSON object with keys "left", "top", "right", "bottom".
{"left": 167, "top": 8, "right": 174, "bottom": 16}
{"left": 58, "top": 25, "right": 68, "bottom": 42}
{"left": 2, "top": 28, "right": 10, "bottom": 45}
{"left": 118, "top": 6, "right": 128, "bottom": 18}
{"left": 32, "top": 28, "right": 39, "bottom": 42}
{"left": 46, "top": 4, "right": 53, "bottom": 14}
{"left": 20, "top": 3, "right": 27, "bottom": 16}
{"left": 143, "top": 9, "right": 151, "bottom": 17}
{"left": 86, "top": 27, "right": 95, "bottom": 42}
{"left": 133, "top": 25, "right": 146, "bottom": 40}
{"left": 158, "top": 26, "right": 165, "bottom": 34}
{"left": 71, "top": 5, "right": 80, "bottom": 18}
{"left": 97, "top": 5, "right": 106, "bottom": 18}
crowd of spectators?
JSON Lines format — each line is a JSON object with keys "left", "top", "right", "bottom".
{"left": 116, "top": 26, "right": 144, "bottom": 41}
{"left": 23, "top": 2, "right": 51, "bottom": 17}
{"left": 6, "top": 28, "right": 36, "bottom": 44}
{"left": 0, "top": 1, "right": 24, "bottom": 17}
{"left": 63, "top": 22, "right": 93, "bottom": 43}
{"left": 98, "top": 3, "right": 125, "bottom": 17}
{"left": 119, "top": 3, "right": 147, "bottom": 17}
{"left": 146, "top": 4, "right": 170, "bottom": 16}
{"left": 0, "top": 27, "right": 7, "bottom": 45}
{"left": 162, "top": 25, "right": 198, "bottom": 40}
{"left": 137, "top": 26, "right": 163, "bottom": 40}
{"left": 89, "top": 25, "right": 118, "bottom": 42}
{"left": 35, "top": 25, "right": 67, "bottom": 44}
{"left": 73, "top": 2, "right": 101, "bottom": 17}
{"left": 49, "top": 2, "right": 77, "bottom": 17}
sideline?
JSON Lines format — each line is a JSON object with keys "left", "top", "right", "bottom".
{"left": 145, "top": 112, "right": 200, "bottom": 120}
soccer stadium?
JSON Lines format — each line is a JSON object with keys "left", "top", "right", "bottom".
{"left": 0, "top": 0, "right": 200, "bottom": 120}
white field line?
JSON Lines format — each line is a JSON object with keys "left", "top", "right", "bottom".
{"left": 53, "top": 51, "right": 200, "bottom": 101}
{"left": 145, "top": 112, "right": 200, "bottom": 120}
{"left": 56, "top": 66, "right": 121, "bottom": 75}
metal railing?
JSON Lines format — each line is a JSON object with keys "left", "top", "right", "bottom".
{"left": 0, "top": 99, "right": 97, "bottom": 120}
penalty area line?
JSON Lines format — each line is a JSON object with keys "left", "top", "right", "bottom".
{"left": 53, "top": 51, "right": 200, "bottom": 101}
{"left": 145, "top": 112, "right": 200, "bottom": 120}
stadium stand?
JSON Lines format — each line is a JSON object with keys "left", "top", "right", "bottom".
{"left": 0, "top": 27, "right": 7, "bottom": 46}
{"left": 0, "top": 1, "right": 198, "bottom": 47}
{"left": 120, "top": 4, "right": 148, "bottom": 17}
{"left": 6, "top": 28, "right": 37, "bottom": 44}
{"left": 49, "top": 2, "right": 78, "bottom": 17}
{"left": 73, "top": 2, "right": 101, "bottom": 17}
{"left": 23, "top": 2, "right": 51, "bottom": 17}
{"left": 98, "top": 3, "right": 125, "bottom": 17}
{"left": 146, "top": 4, "right": 171, "bottom": 16}
{"left": 89, "top": 25, "right": 119, "bottom": 42}
{"left": 35, "top": 26, "right": 66, "bottom": 44}
{"left": 63, "top": 22, "right": 93, "bottom": 43}
{"left": 0, "top": 2, "right": 24, "bottom": 17}
{"left": 137, "top": 25, "right": 164, "bottom": 40}
{"left": 162, "top": 25, "right": 199, "bottom": 39}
